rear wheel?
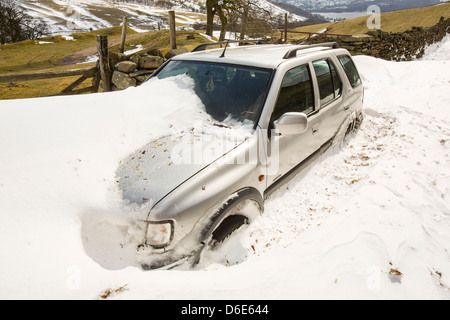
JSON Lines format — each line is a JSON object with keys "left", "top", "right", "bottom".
{"left": 345, "top": 112, "right": 364, "bottom": 138}
{"left": 355, "top": 112, "right": 364, "bottom": 130}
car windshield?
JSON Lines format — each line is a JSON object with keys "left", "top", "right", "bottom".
{"left": 155, "top": 60, "right": 273, "bottom": 126}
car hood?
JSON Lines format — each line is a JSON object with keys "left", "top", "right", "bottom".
{"left": 116, "top": 130, "right": 246, "bottom": 206}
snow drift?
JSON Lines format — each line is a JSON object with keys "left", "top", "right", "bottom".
{"left": 1, "top": 36, "right": 450, "bottom": 299}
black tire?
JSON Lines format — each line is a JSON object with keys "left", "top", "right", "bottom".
{"left": 345, "top": 112, "right": 363, "bottom": 138}
{"left": 192, "top": 199, "right": 260, "bottom": 267}
{"left": 211, "top": 215, "right": 249, "bottom": 246}
{"left": 355, "top": 112, "right": 364, "bottom": 130}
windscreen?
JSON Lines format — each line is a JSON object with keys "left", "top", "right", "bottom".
{"left": 156, "top": 60, "right": 272, "bottom": 126}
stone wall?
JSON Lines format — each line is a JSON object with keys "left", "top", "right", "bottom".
{"left": 303, "top": 17, "right": 450, "bottom": 61}
{"left": 108, "top": 47, "right": 188, "bottom": 90}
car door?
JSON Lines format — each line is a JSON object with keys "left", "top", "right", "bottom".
{"left": 265, "top": 63, "right": 322, "bottom": 186}
{"left": 337, "top": 54, "right": 364, "bottom": 115}
{"left": 310, "top": 58, "right": 346, "bottom": 146}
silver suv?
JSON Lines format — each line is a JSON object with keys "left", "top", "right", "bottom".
{"left": 117, "top": 41, "right": 364, "bottom": 270}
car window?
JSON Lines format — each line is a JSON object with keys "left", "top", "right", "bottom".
{"left": 338, "top": 55, "right": 362, "bottom": 88}
{"left": 330, "top": 60, "right": 342, "bottom": 98}
{"left": 313, "top": 59, "right": 342, "bottom": 107}
{"left": 273, "top": 65, "right": 315, "bottom": 121}
{"left": 156, "top": 60, "right": 272, "bottom": 125}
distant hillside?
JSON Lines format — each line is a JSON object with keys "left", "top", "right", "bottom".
{"left": 16, "top": 0, "right": 307, "bottom": 36}
{"left": 273, "top": 0, "right": 444, "bottom": 13}
{"left": 267, "top": 0, "right": 330, "bottom": 26}
{"left": 292, "top": 2, "right": 450, "bottom": 35}
{"left": 16, "top": 0, "right": 205, "bottom": 35}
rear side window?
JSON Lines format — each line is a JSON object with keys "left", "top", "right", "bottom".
{"left": 330, "top": 61, "right": 342, "bottom": 98}
{"left": 313, "top": 59, "right": 342, "bottom": 106}
{"left": 273, "top": 65, "right": 315, "bottom": 120}
{"left": 338, "top": 55, "right": 362, "bottom": 88}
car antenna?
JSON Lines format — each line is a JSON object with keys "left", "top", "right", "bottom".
{"left": 219, "top": 40, "right": 230, "bottom": 58}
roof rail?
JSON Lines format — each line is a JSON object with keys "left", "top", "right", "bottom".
{"left": 283, "top": 42, "right": 340, "bottom": 59}
{"left": 192, "top": 39, "right": 267, "bottom": 52}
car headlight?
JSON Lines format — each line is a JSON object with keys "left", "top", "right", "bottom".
{"left": 146, "top": 221, "right": 174, "bottom": 248}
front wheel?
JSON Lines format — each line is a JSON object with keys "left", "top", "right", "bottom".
{"left": 211, "top": 214, "right": 249, "bottom": 246}
{"left": 193, "top": 199, "right": 261, "bottom": 268}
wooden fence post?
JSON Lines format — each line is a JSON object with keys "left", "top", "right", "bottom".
{"left": 120, "top": 17, "right": 127, "bottom": 54}
{"left": 168, "top": 10, "right": 177, "bottom": 50}
{"left": 92, "top": 61, "right": 101, "bottom": 93}
{"left": 96, "top": 35, "right": 111, "bottom": 92}
{"left": 284, "top": 13, "right": 288, "bottom": 43}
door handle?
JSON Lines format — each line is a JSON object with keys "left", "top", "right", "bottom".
{"left": 344, "top": 105, "right": 350, "bottom": 111}
{"left": 312, "top": 124, "right": 319, "bottom": 135}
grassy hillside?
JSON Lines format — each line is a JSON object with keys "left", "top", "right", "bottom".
{"left": 0, "top": 26, "right": 135, "bottom": 75}
{"left": 292, "top": 2, "right": 450, "bottom": 37}
{"left": 0, "top": 27, "right": 210, "bottom": 100}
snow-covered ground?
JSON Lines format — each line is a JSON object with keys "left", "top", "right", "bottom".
{"left": 1, "top": 36, "right": 450, "bottom": 300}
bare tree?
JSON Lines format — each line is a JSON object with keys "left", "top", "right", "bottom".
{"left": 0, "top": 0, "right": 49, "bottom": 44}
{"left": 214, "top": 1, "right": 229, "bottom": 41}
{"left": 234, "top": 0, "right": 273, "bottom": 40}
{"left": 206, "top": 0, "right": 216, "bottom": 37}
{"left": 205, "top": 0, "right": 276, "bottom": 41}
{"left": 204, "top": 0, "right": 231, "bottom": 41}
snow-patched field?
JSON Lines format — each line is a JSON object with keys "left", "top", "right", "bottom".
{"left": 1, "top": 36, "right": 450, "bottom": 300}
{"left": 17, "top": 0, "right": 305, "bottom": 35}
{"left": 17, "top": 0, "right": 203, "bottom": 34}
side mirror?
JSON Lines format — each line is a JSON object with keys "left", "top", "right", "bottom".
{"left": 273, "top": 112, "right": 308, "bottom": 135}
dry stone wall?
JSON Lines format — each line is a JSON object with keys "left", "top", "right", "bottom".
{"left": 304, "top": 17, "right": 450, "bottom": 61}
{"left": 108, "top": 47, "right": 188, "bottom": 90}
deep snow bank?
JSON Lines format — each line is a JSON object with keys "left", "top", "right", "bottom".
{"left": 0, "top": 76, "right": 212, "bottom": 297}
{"left": 230, "top": 53, "right": 450, "bottom": 299}
{"left": 1, "top": 36, "right": 450, "bottom": 299}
